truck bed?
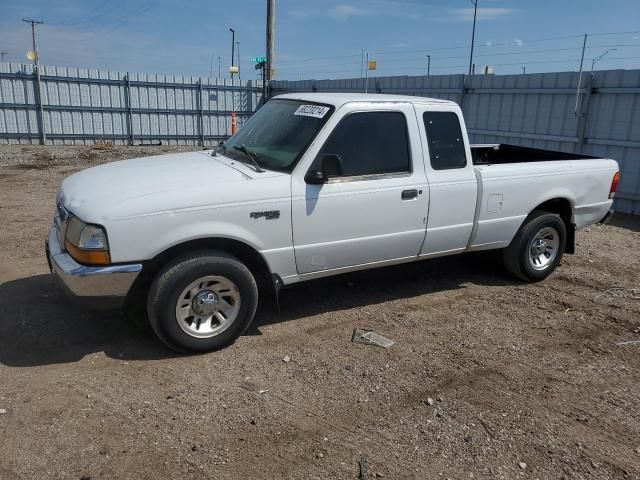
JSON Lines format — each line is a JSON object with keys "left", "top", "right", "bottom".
{"left": 471, "top": 144, "right": 598, "bottom": 165}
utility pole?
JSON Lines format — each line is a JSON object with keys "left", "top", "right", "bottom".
{"left": 360, "top": 49, "right": 365, "bottom": 78}
{"left": 229, "top": 28, "right": 235, "bottom": 80}
{"left": 23, "top": 18, "right": 46, "bottom": 145}
{"left": 0, "top": 52, "right": 8, "bottom": 62}
{"left": 236, "top": 41, "right": 241, "bottom": 81}
{"left": 468, "top": 0, "right": 478, "bottom": 76}
{"left": 266, "top": 0, "right": 275, "bottom": 81}
{"left": 522, "top": 66, "right": 526, "bottom": 74}
{"left": 427, "top": 54, "right": 431, "bottom": 75}
{"left": 23, "top": 18, "right": 43, "bottom": 66}
{"left": 574, "top": 33, "right": 588, "bottom": 116}
{"left": 209, "top": 50, "right": 214, "bottom": 77}
{"left": 218, "top": 56, "right": 221, "bottom": 78}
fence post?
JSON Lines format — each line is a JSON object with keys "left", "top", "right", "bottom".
{"left": 574, "top": 72, "right": 593, "bottom": 153}
{"left": 459, "top": 74, "right": 468, "bottom": 115}
{"left": 33, "top": 65, "right": 46, "bottom": 144}
{"left": 197, "top": 79, "right": 204, "bottom": 146}
{"left": 246, "top": 80, "right": 253, "bottom": 113}
{"left": 124, "top": 74, "right": 134, "bottom": 145}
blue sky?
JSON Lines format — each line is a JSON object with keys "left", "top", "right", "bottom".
{"left": 1, "top": 0, "right": 639, "bottom": 79}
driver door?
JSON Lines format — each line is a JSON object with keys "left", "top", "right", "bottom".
{"left": 291, "top": 103, "right": 429, "bottom": 276}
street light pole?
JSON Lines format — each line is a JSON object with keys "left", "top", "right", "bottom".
{"left": 236, "top": 41, "right": 241, "bottom": 81}
{"left": 574, "top": 33, "right": 588, "bottom": 116}
{"left": 229, "top": 28, "right": 235, "bottom": 80}
{"left": 427, "top": 54, "right": 431, "bottom": 75}
{"left": 468, "top": 0, "right": 478, "bottom": 76}
{"left": 218, "top": 56, "right": 221, "bottom": 78}
{"left": 592, "top": 48, "right": 617, "bottom": 71}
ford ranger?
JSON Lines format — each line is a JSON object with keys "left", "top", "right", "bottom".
{"left": 46, "top": 93, "right": 619, "bottom": 353}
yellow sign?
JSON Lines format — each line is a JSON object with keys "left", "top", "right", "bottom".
{"left": 229, "top": 65, "right": 239, "bottom": 74}
{"left": 368, "top": 60, "right": 377, "bottom": 71}
{"left": 26, "top": 50, "right": 38, "bottom": 61}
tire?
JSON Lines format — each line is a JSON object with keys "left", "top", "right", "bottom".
{"left": 147, "top": 250, "right": 258, "bottom": 353}
{"left": 503, "top": 210, "right": 566, "bottom": 282}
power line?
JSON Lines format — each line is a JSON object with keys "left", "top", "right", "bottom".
{"left": 61, "top": 0, "right": 130, "bottom": 28}
{"left": 58, "top": 0, "right": 117, "bottom": 26}
{"left": 88, "top": 0, "right": 158, "bottom": 36}
{"left": 278, "top": 29, "right": 640, "bottom": 68}
{"left": 279, "top": 55, "right": 640, "bottom": 78}
{"left": 275, "top": 41, "right": 640, "bottom": 73}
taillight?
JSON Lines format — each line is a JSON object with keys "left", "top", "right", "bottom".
{"left": 609, "top": 172, "right": 620, "bottom": 199}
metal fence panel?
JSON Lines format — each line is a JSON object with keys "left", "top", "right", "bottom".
{"left": 0, "top": 62, "right": 263, "bottom": 146}
{"left": 272, "top": 70, "right": 640, "bottom": 214}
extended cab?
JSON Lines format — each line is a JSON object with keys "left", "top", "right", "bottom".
{"left": 46, "top": 93, "right": 620, "bottom": 352}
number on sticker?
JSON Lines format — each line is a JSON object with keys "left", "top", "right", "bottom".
{"left": 294, "top": 104, "right": 330, "bottom": 118}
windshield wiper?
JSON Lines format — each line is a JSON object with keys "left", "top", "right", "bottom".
{"left": 233, "top": 145, "right": 265, "bottom": 173}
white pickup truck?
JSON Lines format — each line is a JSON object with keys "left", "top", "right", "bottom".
{"left": 46, "top": 93, "right": 619, "bottom": 353}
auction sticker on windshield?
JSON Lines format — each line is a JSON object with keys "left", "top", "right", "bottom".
{"left": 294, "top": 104, "right": 330, "bottom": 118}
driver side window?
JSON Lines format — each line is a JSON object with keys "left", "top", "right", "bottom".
{"left": 315, "top": 111, "right": 411, "bottom": 178}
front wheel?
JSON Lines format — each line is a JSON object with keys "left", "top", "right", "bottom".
{"left": 503, "top": 211, "right": 566, "bottom": 282}
{"left": 147, "top": 250, "right": 258, "bottom": 353}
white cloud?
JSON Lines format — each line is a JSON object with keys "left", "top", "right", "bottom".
{"left": 449, "top": 7, "right": 516, "bottom": 21}
{"left": 329, "top": 5, "right": 371, "bottom": 20}
{"left": 287, "top": 1, "right": 423, "bottom": 22}
{"left": 287, "top": 9, "right": 310, "bottom": 18}
{"left": 515, "top": 38, "right": 524, "bottom": 46}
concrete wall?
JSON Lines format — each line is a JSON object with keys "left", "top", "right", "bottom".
{"left": 272, "top": 70, "right": 640, "bottom": 214}
{"left": 0, "top": 62, "right": 264, "bottom": 146}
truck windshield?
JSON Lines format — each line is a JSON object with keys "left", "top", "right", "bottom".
{"left": 222, "top": 99, "right": 334, "bottom": 172}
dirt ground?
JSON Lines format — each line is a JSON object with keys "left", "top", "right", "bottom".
{"left": 0, "top": 145, "right": 639, "bottom": 480}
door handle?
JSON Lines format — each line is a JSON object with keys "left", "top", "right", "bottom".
{"left": 401, "top": 189, "right": 418, "bottom": 200}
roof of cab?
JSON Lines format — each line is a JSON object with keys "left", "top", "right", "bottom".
{"left": 273, "top": 92, "right": 457, "bottom": 108}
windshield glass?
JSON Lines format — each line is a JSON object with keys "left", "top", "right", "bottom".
{"left": 222, "top": 99, "right": 333, "bottom": 172}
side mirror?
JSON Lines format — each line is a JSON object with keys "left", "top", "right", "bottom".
{"left": 306, "top": 169, "right": 327, "bottom": 184}
{"left": 321, "top": 153, "right": 343, "bottom": 177}
{"left": 305, "top": 154, "right": 343, "bottom": 184}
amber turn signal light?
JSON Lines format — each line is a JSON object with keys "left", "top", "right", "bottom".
{"left": 65, "top": 240, "right": 111, "bottom": 265}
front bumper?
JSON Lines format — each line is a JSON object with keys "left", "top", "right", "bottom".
{"left": 46, "top": 225, "right": 142, "bottom": 308}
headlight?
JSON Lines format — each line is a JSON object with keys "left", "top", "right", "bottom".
{"left": 64, "top": 217, "right": 111, "bottom": 265}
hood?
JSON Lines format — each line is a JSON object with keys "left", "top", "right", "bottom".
{"left": 60, "top": 150, "right": 287, "bottom": 222}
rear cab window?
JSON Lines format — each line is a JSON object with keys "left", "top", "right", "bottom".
{"left": 423, "top": 111, "right": 468, "bottom": 170}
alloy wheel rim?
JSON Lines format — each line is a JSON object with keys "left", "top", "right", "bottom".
{"left": 528, "top": 226, "right": 559, "bottom": 271}
{"left": 175, "top": 275, "right": 241, "bottom": 338}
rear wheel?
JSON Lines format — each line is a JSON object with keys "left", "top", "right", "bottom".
{"left": 503, "top": 211, "right": 566, "bottom": 282}
{"left": 147, "top": 250, "right": 258, "bottom": 353}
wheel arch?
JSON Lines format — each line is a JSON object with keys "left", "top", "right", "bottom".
{"left": 528, "top": 197, "right": 575, "bottom": 254}
{"left": 131, "top": 237, "right": 281, "bottom": 306}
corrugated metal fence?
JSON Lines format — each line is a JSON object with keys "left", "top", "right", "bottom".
{"left": 0, "top": 62, "right": 264, "bottom": 146}
{"left": 272, "top": 70, "right": 640, "bottom": 215}
{"left": 1, "top": 62, "right": 638, "bottom": 214}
